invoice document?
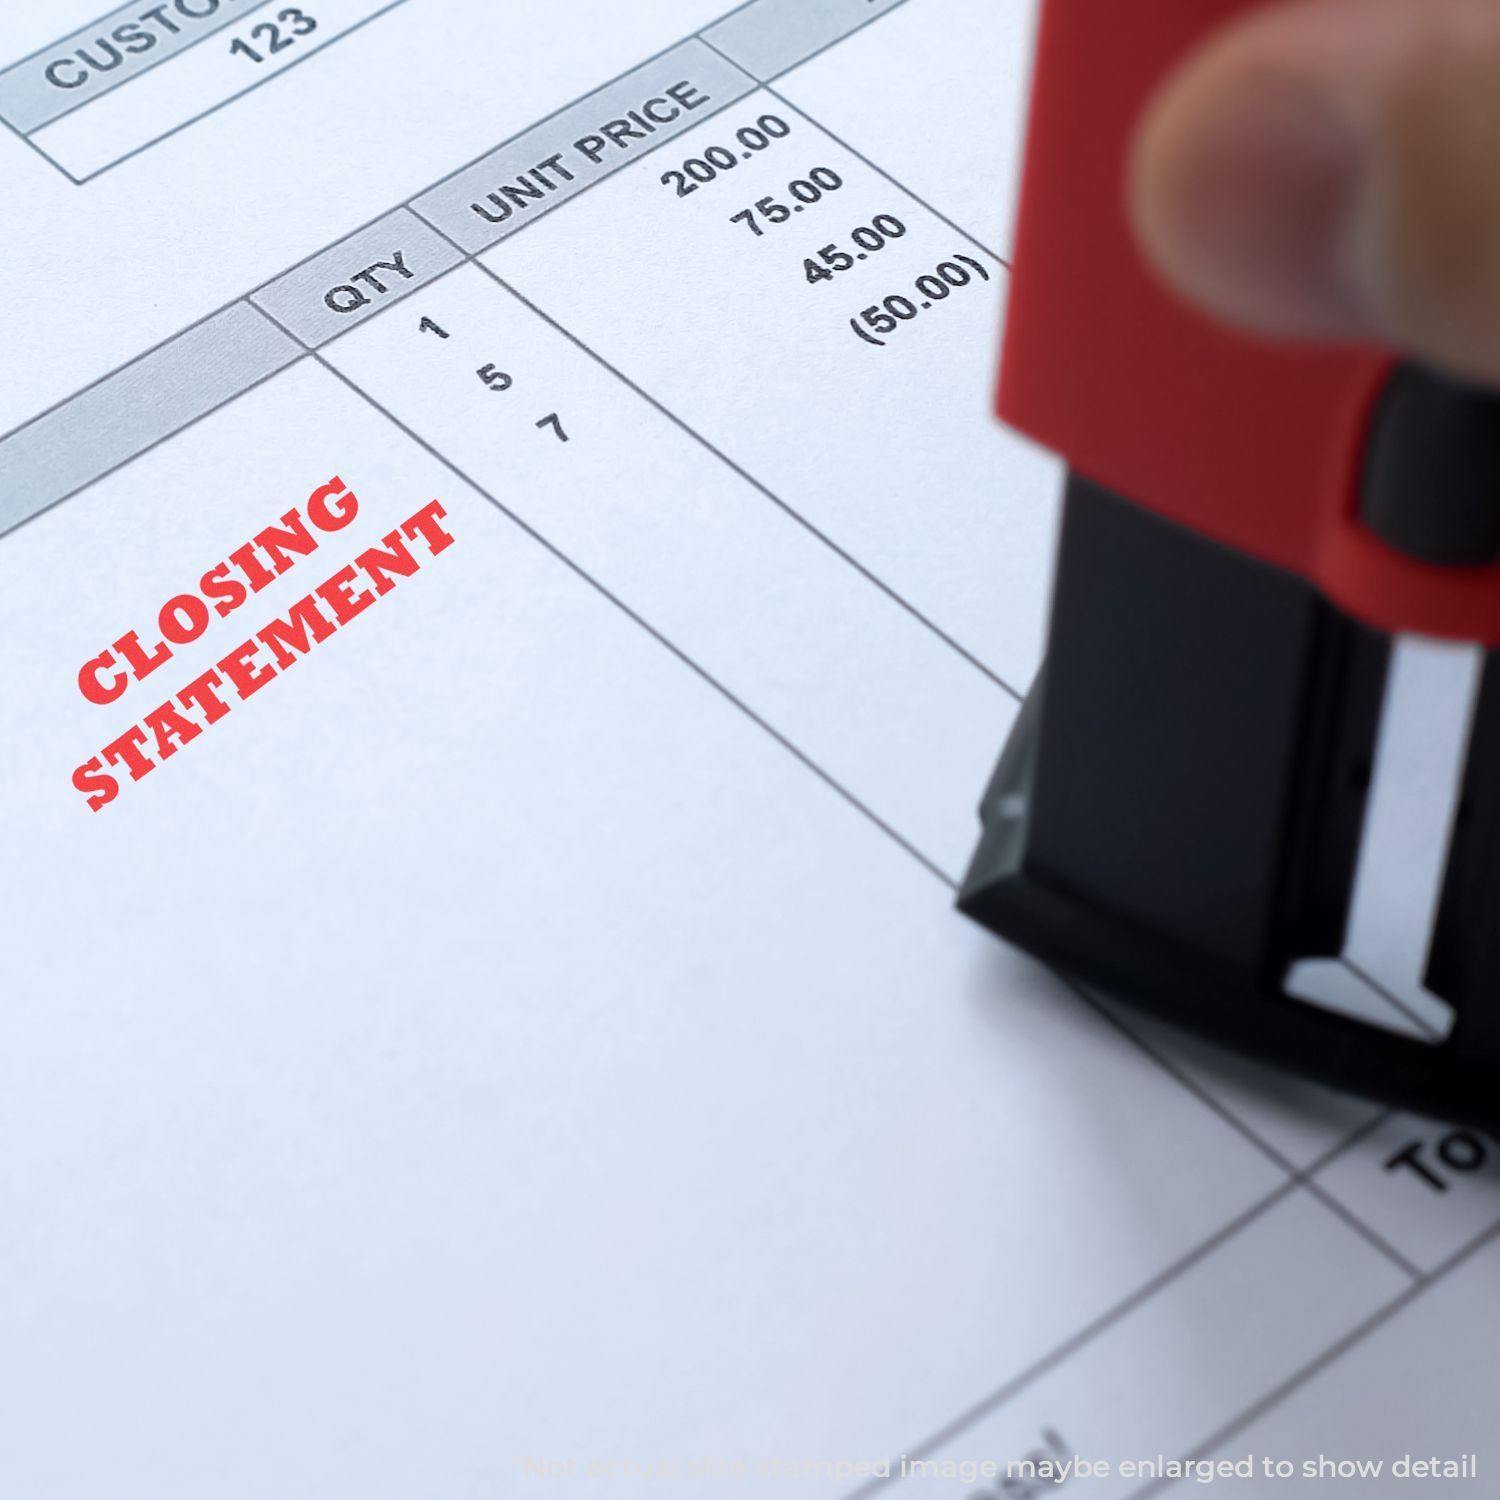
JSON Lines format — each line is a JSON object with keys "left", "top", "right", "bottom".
{"left": 0, "top": 2, "right": 1495, "bottom": 1494}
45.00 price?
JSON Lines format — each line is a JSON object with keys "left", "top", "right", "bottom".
{"left": 803, "top": 214, "right": 906, "bottom": 283}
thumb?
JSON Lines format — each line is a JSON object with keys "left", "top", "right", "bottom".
{"left": 1130, "top": 0, "right": 1500, "bottom": 389}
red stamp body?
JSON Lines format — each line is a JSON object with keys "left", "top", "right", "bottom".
{"left": 999, "top": 0, "right": 1500, "bottom": 643}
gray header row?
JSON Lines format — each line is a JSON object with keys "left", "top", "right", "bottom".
{"left": 704, "top": 0, "right": 908, "bottom": 82}
{"left": 0, "top": 303, "right": 297, "bottom": 538}
{"left": 0, "top": 0, "right": 264, "bottom": 135}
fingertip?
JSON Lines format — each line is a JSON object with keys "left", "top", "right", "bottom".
{"left": 1129, "top": 42, "right": 1377, "bottom": 341}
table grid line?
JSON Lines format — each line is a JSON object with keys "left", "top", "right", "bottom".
{"left": 840, "top": 1112, "right": 1399, "bottom": 1500}
{"left": 1125, "top": 1211, "right": 1500, "bottom": 1498}
{"left": 1077, "top": 991, "right": 1420, "bottom": 1278}
{"left": 844, "top": 1093, "right": 1500, "bottom": 1499}
{"left": 0, "top": 105, "right": 77, "bottom": 183}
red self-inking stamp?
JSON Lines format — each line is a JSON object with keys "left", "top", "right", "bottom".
{"left": 960, "top": 0, "right": 1500, "bottom": 1127}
